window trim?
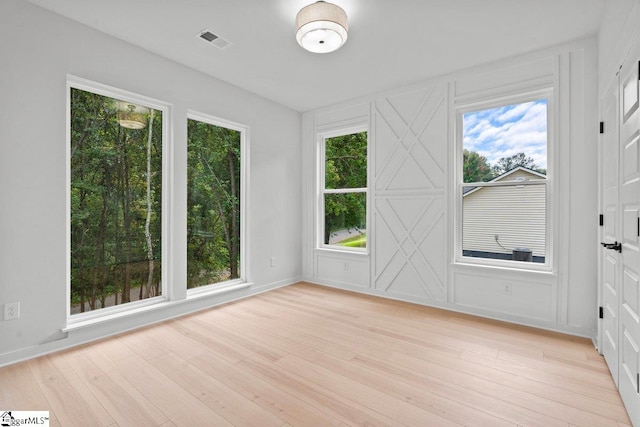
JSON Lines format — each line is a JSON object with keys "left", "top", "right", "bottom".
{"left": 454, "top": 89, "right": 555, "bottom": 272}
{"left": 186, "top": 110, "right": 250, "bottom": 293}
{"left": 317, "top": 125, "right": 369, "bottom": 253}
{"left": 66, "top": 75, "right": 172, "bottom": 324}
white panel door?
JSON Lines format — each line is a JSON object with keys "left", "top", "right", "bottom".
{"left": 601, "top": 79, "right": 620, "bottom": 385}
{"left": 618, "top": 48, "right": 640, "bottom": 426}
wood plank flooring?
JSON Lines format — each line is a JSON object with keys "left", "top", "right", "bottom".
{"left": 0, "top": 282, "right": 632, "bottom": 426}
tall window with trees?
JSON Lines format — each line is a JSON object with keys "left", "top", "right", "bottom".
{"left": 69, "top": 82, "right": 165, "bottom": 316}
{"left": 459, "top": 97, "right": 549, "bottom": 267}
{"left": 321, "top": 130, "right": 368, "bottom": 250}
{"left": 187, "top": 115, "right": 243, "bottom": 288}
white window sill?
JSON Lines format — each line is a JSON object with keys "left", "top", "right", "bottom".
{"left": 314, "top": 247, "right": 369, "bottom": 257}
{"left": 187, "top": 280, "right": 251, "bottom": 298}
{"left": 453, "top": 259, "right": 556, "bottom": 277}
{"left": 64, "top": 281, "right": 252, "bottom": 333}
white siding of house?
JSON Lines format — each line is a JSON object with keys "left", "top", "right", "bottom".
{"left": 463, "top": 170, "right": 546, "bottom": 258}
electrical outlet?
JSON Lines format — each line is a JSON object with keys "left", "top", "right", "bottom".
{"left": 501, "top": 284, "right": 512, "bottom": 295}
{"left": 270, "top": 256, "right": 276, "bottom": 267}
{"left": 4, "top": 302, "right": 20, "bottom": 320}
{"left": 343, "top": 262, "right": 349, "bottom": 271}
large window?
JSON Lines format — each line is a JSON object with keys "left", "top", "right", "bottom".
{"left": 69, "top": 81, "right": 166, "bottom": 316}
{"left": 459, "top": 97, "right": 550, "bottom": 267}
{"left": 321, "top": 130, "right": 368, "bottom": 250}
{"left": 187, "top": 114, "right": 244, "bottom": 289}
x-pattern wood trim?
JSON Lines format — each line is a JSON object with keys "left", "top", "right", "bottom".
{"left": 374, "top": 197, "right": 446, "bottom": 300}
{"left": 374, "top": 85, "right": 446, "bottom": 192}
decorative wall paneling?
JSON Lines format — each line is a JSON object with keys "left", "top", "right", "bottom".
{"left": 304, "top": 39, "right": 597, "bottom": 338}
{"left": 316, "top": 252, "right": 370, "bottom": 290}
{"left": 372, "top": 84, "right": 448, "bottom": 302}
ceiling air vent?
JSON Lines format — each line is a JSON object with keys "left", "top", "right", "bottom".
{"left": 196, "top": 29, "right": 231, "bottom": 49}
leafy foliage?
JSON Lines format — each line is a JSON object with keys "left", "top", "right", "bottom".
{"left": 464, "top": 151, "right": 546, "bottom": 184}
{"left": 492, "top": 153, "right": 545, "bottom": 176}
{"left": 187, "top": 120, "right": 241, "bottom": 288}
{"left": 463, "top": 149, "right": 494, "bottom": 183}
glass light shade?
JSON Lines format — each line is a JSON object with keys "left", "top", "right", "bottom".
{"left": 117, "top": 101, "right": 149, "bottom": 129}
{"left": 296, "top": 1, "right": 348, "bottom": 54}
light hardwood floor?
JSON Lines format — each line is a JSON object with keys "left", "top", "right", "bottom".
{"left": 0, "top": 282, "right": 632, "bottom": 426}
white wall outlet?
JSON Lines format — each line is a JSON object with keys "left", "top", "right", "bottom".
{"left": 501, "top": 284, "right": 512, "bottom": 295}
{"left": 270, "top": 256, "right": 276, "bottom": 267}
{"left": 4, "top": 302, "right": 20, "bottom": 320}
{"left": 343, "top": 262, "right": 349, "bottom": 271}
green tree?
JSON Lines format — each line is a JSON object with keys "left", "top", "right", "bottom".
{"left": 187, "top": 120, "right": 241, "bottom": 288}
{"left": 492, "top": 152, "right": 545, "bottom": 176}
{"left": 70, "top": 89, "right": 162, "bottom": 313}
{"left": 463, "top": 149, "right": 494, "bottom": 183}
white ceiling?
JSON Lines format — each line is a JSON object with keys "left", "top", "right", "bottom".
{"left": 24, "top": 0, "right": 605, "bottom": 112}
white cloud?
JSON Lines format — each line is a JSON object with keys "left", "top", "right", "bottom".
{"left": 463, "top": 100, "right": 547, "bottom": 168}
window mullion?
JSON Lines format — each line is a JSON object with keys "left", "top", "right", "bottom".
{"left": 324, "top": 187, "right": 367, "bottom": 194}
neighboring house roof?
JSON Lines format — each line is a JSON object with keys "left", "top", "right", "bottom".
{"left": 463, "top": 166, "right": 546, "bottom": 197}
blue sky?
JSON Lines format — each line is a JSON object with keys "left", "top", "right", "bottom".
{"left": 463, "top": 99, "right": 547, "bottom": 169}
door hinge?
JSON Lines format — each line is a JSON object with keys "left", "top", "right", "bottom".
{"left": 599, "top": 306, "right": 604, "bottom": 319}
{"left": 637, "top": 373, "right": 639, "bottom": 393}
{"left": 599, "top": 121, "right": 604, "bottom": 134}
{"left": 600, "top": 214, "right": 604, "bottom": 227}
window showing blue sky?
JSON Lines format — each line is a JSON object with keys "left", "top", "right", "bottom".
{"left": 463, "top": 99, "right": 547, "bottom": 169}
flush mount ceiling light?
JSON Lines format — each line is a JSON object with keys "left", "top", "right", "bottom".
{"left": 296, "top": 1, "right": 348, "bottom": 54}
{"left": 117, "top": 101, "right": 149, "bottom": 129}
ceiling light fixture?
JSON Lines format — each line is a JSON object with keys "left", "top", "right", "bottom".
{"left": 296, "top": 1, "right": 348, "bottom": 54}
{"left": 117, "top": 101, "right": 149, "bottom": 129}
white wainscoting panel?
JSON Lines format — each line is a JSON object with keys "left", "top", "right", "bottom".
{"left": 453, "top": 271, "right": 555, "bottom": 322}
{"left": 316, "top": 253, "right": 370, "bottom": 289}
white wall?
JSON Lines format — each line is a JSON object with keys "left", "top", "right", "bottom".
{"left": 598, "top": 0, "right": 640, "bottom": 97}
{"left": 302, "top": 39, "right": 598, "bottom": 337}
{"left": 0, "top": 0, "right": 301, "bottom": 366}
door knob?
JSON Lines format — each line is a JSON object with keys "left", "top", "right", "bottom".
{"left": 601, "top": 241, "right": 622, "bottom": 253}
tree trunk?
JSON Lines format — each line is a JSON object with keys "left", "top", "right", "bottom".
{"left": 121, "top": 133, "right": 132, "bottom": 304}
{"left": 113, "top": 152, "right": 122, "bottom": 306}
{"left": 228, "top": 149, "right": 239, "bottom": 279}
{"left": 91, "top": 162, "right": 110, "bottom": 311}
{"left": 144, "top": 111, "right": 155, "bottom": 299}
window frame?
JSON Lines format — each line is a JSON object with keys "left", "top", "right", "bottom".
{"left": 455, "top": 89, "right": 555, "bottom": 272}
{"left": 186, "top": 110, "right": 249, "bottom": 295}
{"left": 317, "top": 125, "right": 369, "bottom": 253}
{"left": 66, "top": 75, "right": 172, "bottom": 324}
